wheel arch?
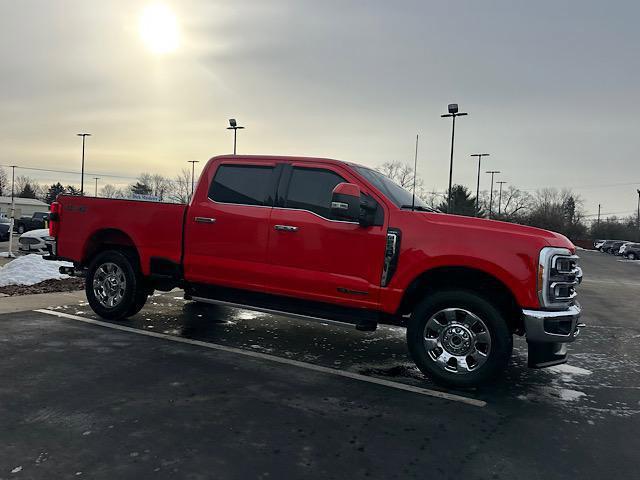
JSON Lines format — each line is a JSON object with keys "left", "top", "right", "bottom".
{"left": 397, "top": 266, "right": 524, "bottom": 334}
{"left": 82, "top": 228, "right": 141, "bottom": 272}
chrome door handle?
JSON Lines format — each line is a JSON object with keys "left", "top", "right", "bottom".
{"left": 274, "top": 224, "right": 298, "bottom": 232}
{"left": 194, "top": 216, "right": 216, "bottom": 224}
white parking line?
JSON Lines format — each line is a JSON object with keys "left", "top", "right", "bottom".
{"left": 35, "top": 308, "right": 486, "bottom": 408}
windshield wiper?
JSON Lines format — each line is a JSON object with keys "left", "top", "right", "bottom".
{"left": 400, "top": 205, "right": 436, "bottom": 212}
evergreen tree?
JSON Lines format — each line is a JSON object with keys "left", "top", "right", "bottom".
{"left": 45, "top": 182, "right": 66, "bottom": 204}
{"left": 131, "top": 181, "right": 152, "bottom": 195}
{"left": 18, "top": 183, "right": 37, "bottom": 199}
{"left": 437, "top": 185, "right": 479, "bottom": 217}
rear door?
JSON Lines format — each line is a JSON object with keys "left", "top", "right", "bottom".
{"left": 265, "top": 162, "right": 388, "bottom": 309}
{"left": 183, "top": 160, "right": 281, "bottom": 291}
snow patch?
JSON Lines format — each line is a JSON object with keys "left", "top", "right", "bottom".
{"left": 558, "top": 389, "right": 587, "bottom": 401}
{"left": 0, "top": 254, "right": 72, "bottom": 287}
{"left": 547, "top": 364, "right": 592, "bottom": 376}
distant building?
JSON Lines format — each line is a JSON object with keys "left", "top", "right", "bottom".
{"left": 0, "top": 196, "right": 49, "bottom": 218}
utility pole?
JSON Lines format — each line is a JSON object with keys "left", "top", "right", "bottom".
{"left": 77, "top": 133, "right": 91, "bottom": 195}
{"left": 227, "top": 119, "right": 245, "bottom": 155}
{"left": 94, "top": 177, "right": 100, "bottom": 197}
{"left": 411, "top": 134, "right": 419, "bottom": 210}
{"left": 188, "top": 160, "right": 199, "bottom": 200}
{"left": 597, "top": 204, "right": 601, "bottom": 226}
{"left": 470, "top": 153, "right": 489, "bottom": 216}
{"left": 441, "top": 104, "right": 468, "bottom": 213}
{"left": 7, "top": 165, "right": 16, "bottom": 258}
{"left": 497, "top": 181, "right": 507, "bottom": 216}
{"left": 486, "top": 170, "right": 500, "bottom": 219}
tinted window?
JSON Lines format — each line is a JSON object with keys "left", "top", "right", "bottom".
{"left": 209, "top": 165, "right": 274, "bottom": 206}
{"left": 285, "top": 168, "right": 345, "bottom": 218}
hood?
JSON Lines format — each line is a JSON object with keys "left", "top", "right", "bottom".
{"left": 20, "top": 228, "right": 50, "bottom": 239}
{"left": 421, "top": 213, "right": 574, "bottom": 250}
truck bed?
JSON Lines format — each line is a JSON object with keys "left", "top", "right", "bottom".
{"left": 55, "top": 196, "right": 187, "bottom": 275}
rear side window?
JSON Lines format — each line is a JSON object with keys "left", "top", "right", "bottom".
{"left": 209, "top": 164, "right": 274, "bottom": 206}
{"left": 285, "top": 167, "right": 345, "bottom": 218}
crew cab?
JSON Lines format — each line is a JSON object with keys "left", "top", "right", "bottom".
{"left": 15, "top": 211, "right": 49, "bottom": 234}
{"left": 46, "top": 155, "right": 584, "bottom": 387}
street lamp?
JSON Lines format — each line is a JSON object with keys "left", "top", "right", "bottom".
{"left": 496, "top": 181, "right": 507, "bottom": 216}
{"left": 470, "top": 153, "right": 490, "bottom": 216}
{"left": 486, "top": 170, "right": 500, "bottom": 219}
{"left": 94, "top": 177, "right": 100, "bottom": 197}
{"left": 188, "top": 160, "right": 199, "bottom": 199}
{"left": 227, "top": 118, "right": 245, "bottom": 155}
{"left": 441, "top": 104, "right": 468, "bottom": 213}
{"left": 77, "top": 133, "right": 91, "bottom": 195}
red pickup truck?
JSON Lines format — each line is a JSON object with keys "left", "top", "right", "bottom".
{"left": 47, "top": 155, "right": 583, "bottom": 387}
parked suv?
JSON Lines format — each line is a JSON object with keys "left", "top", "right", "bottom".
{"left": 46, "top": 155, "right": 584, "bottom": 387}
{"left": 14, "top": 211, "right": 49, "bottom": 234}
{"left": 623, "top": 243, "right": 640, "bottom": 260}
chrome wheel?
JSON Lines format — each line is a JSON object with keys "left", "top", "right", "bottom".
{"left": 423, "top": 308, "right": 492, "bottom": 374}
{"left": 93, "top": 262, "right": 127, "bottom": 308}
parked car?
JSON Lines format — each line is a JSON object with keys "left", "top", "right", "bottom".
{"left": 0, "top": 218, "right": 10, "bottom": 241}
{"left": 46, "top": 154, "right": 584, "bottom": 387}
{"left": 18, "top": 228, "right": 50, "bottom": 253}
{"left": 623, "top": 243, "right": 640, "bottom": 260}
{"left": 593, "top": 239, "right": 606, "bottom": 250}
{"left": 605, "top": 241, "right": 627, "bottom": 254}
{"left": 14, "top": 211, "right": 49, "bottom": 234}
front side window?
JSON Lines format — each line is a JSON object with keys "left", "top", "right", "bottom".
{"left": 209, "top": 164, "right": 274, "bottom": 206}
{"left": 285, "top": 167, "right": 345, "bottom": 218}
{"left": 354, "top": 166, "right": 429, "bottom": 209}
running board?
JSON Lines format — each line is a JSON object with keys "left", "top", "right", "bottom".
{"left": 190, "top": 296, "right": 377, "bottom": 331}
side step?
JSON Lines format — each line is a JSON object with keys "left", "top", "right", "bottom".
{"left": 190, "top": 296, "right": 378, "bottom": 332}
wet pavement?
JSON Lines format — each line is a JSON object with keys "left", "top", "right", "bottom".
{"left": 1, "top": 250, "right": 639, "bottom": 478}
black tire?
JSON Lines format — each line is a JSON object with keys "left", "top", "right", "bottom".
{"left": 17, "top": 224, "right": 25, "bottom": 234}
{"left": 407, "top": 289, "right": 513, "bottom": 388}
{"left": 629, "top": 253, "right": 637, "bottom": 261}
{"left": 86, "top": 250, "right": 141, "bottom": 320}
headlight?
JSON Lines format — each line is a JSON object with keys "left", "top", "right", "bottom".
{"left": 537, "top": 247, "right": 581, "bottom": 310}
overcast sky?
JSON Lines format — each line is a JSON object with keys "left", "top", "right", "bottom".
{"left": 1, "top": 0, "right": 638, "bottom": 217}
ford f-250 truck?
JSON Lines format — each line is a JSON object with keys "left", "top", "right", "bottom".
{"left": 46, "top": 155, "right": 583, "bottom": 387}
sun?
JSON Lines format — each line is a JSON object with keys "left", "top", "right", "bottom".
{"left": 139, "top": 4, "right": 179, "bottom": 54}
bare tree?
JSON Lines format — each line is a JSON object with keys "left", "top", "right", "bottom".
{"left": 168, "top": 168, "right": 193, "bottom": 203}
{"left": 376, "top": 160, "right": 426, "bottom": 200}
{"left": 100, "top": 184, "right": 119, "bottom": 198}
{"left": 0, "top": 168, "right": 7, "bottom": 196}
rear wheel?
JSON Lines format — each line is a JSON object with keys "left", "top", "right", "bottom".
{"left": 17, "top": 224, "right": 25, "bottom": 234}
{"left": 86, "top": 250, "right": 143, "bottom": 320}
{"left": 407, "top": 289, "right": 513, "bottom": 388}
{"left": 629, "top": 252, "right": 637, "bottom": 260}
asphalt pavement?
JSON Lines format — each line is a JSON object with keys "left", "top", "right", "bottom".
{"left": 0, "top": 250, "right": 638, "bottom": 479}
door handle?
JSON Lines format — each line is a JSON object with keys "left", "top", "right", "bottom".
{"left": 194, "top": 216, "right": 216, "bottom": 224}
{"left": 274, "top": 224, "right": 298, "bottom": 232}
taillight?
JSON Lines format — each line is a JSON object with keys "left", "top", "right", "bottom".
{"left": 49, "top": 201, "right": 60, "bottom": 237}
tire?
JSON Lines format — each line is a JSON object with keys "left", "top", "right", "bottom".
{"left": 407, "top": 289, "right": 513, "bottom": 388}
{"left": 629, "top": 253, "right": 637, "bottom": 261}
{"left": 17, "top": 224, "right": 25, "bottom": 234}
{"left": 86, "top": 250, "right": 142, "bottom": 320}
{"left": 126, "top": 290, "right": 149, "bottom": 317}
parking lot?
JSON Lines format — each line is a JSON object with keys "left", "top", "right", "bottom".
{"left": 1, "top": 249, "right": 638, "bottom": 479}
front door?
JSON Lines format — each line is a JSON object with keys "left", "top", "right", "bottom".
{"left": 265, "top": 162, "right": 387, "bottom": 309}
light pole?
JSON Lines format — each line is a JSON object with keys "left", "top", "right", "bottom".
{"left": 7, "top": 165, "right": 16, "bottom": 258}
{"left": 188, "top": 160, "right": 199, "bottom": 199}
{"left": 470, "top": 153, "right": 489, "bottom": 216}
{"left": 486, "top": 170, "right": 500, "bottom": 219}
{"left": 77, "top": 133, "right": 91, "bottom": 195}
{"left": 227, "top": 118, "right": 244, "bottom": 155}
{"left": 637, "top": 189, "right": 640, "bottom": 234}
{"left": 94, "top": 177, "right": 100, "bottom": 197}
{"left": 441, "top": 104, "right": 468, "bottom": 213}
{"left": 497, "top": 181, "right": 507, "bottom": 216}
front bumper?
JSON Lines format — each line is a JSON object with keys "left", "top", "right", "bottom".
{"left": 522, "top": 303, "right": 583, "bottom": 368}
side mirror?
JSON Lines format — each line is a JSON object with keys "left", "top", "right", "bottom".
{"left": 331, "top": 183, "right": 361, "bottom": 222}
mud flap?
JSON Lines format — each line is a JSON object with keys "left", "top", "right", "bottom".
{"left": 527, "top": 341, "right": 568, "bottom": 368}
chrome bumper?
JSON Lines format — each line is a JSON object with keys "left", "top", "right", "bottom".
{"left": 522, "top": 304, "right": 582, "bottom": 343}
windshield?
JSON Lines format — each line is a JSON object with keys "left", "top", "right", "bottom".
{"left": 354, "top": 166, "right": 429, "bottom": 209}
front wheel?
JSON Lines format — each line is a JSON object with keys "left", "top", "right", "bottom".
{"left": 629, "top": 252, "right": 637, "bottom": 260}
{"left": 17, "top": 224, "right": 25, "bottom": 234}
{"left": 407, "top": 290, "right": 513, "bottom": 388}
{"left": 86, "top": 250, "right": 142, "bottom": 320}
